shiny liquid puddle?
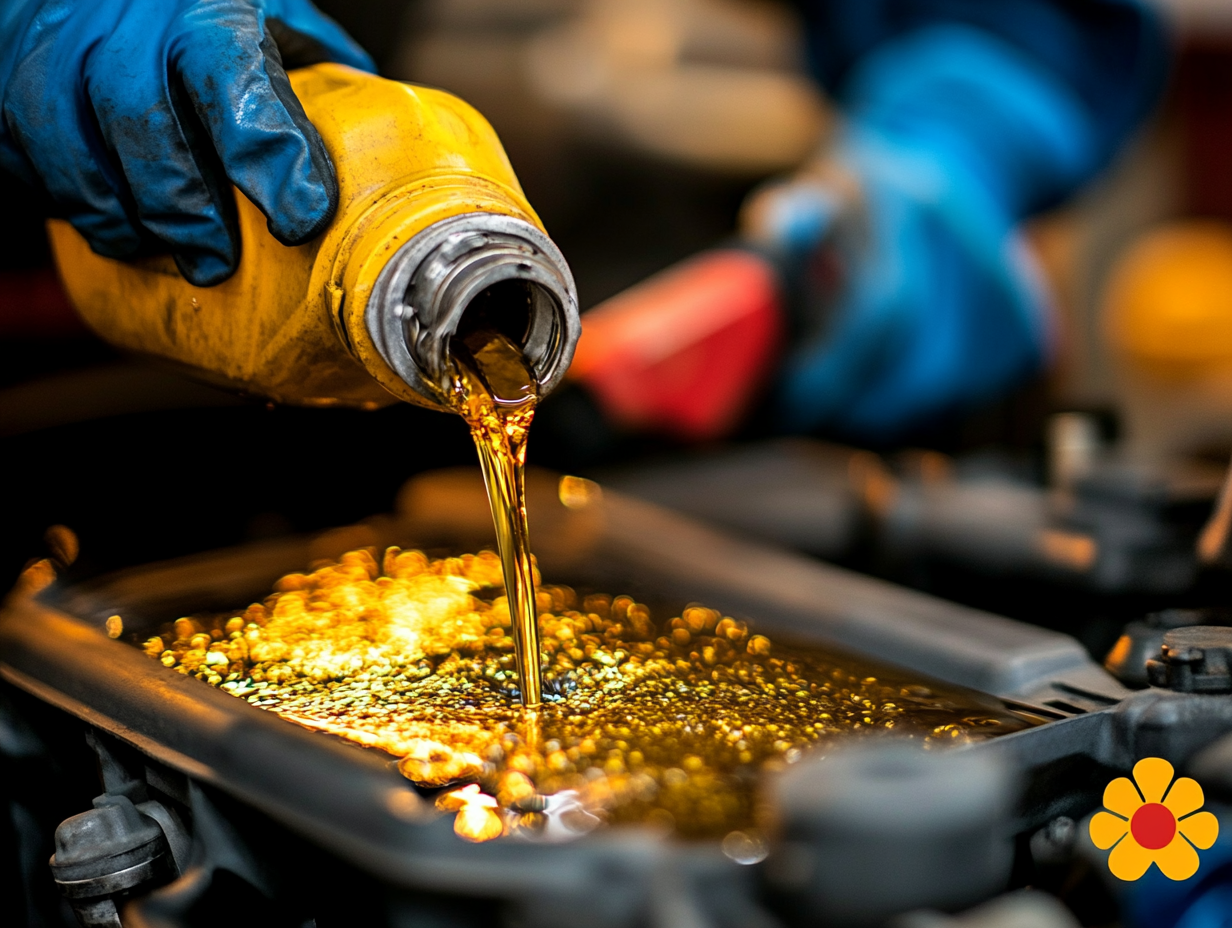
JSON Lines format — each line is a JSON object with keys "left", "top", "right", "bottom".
{"left": 140, "top": 546, "right": 1031, "bottom": 845}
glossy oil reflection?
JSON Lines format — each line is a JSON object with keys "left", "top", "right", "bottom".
{"left": 143, "top": 547, "right": 1032, "bottom": 842}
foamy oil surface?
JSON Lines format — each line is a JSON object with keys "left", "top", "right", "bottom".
{"left": 139, "top": 547, "right": 1031, "bottom": 844}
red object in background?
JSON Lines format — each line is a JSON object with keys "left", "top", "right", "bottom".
{"left": 568, "top": 248, "right": 784, "bottom": 442}
{"left": 0, "top": 266, "right": 87, "bottom": 336}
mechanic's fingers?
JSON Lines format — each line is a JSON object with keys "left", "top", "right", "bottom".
{"left": 92, "top": 90, "right": 239, "bottom": 286}
{"left": 82, "top": 26, "right": 239, "bottom": 285}
{"left": 741, "top": 160, "right": 864, "bottom": 254}
{"left": 172, "top": 4, "right": 338, "bottom": 246}
{"left": 4, "top": 45, "right": 144, "bottom": 259}
{"left": 265, "top": 0, "right": 374, "bottom": 72}
{"left": 740, "top": 179, "right": 841, "bottom": 255}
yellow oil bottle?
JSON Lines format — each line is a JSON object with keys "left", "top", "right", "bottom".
{"left": 46, "top": 63, "right": 579, "bottom": 411}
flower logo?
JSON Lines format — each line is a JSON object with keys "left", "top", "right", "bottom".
{"left": 1090, "top": 757, "right": 1219, "bottom": 881}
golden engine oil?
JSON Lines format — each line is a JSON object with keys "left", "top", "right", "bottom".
{"left": 145, "top": 546, "right": 1030, "bottom": 842}
{"left": 48, "top": 63, "right": 580, "bottom": 707}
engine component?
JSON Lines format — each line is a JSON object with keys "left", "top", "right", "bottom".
{"left": 894, "top": 890, "right": 1081, "bottom": 928}
{"left": 50, "top": 795, "right": 174, "bottom": 928}
{"left": 45, "top": 732, "right": 191, "bottom": 927}
{"left": 1147, "top": 626, "right": 1232, "bottom": 694}
{"left": 604, "top": 437, "right": 1222, "bottom": 595}
{"left": 1105, "top": 609, "right": 1231, "bottom": 689}
{"left": 1028, "top": 816, "right": 1079, "bottom": 869}
{"left": 769, "top": 745, "right": 1016, "bottom": 927}
{"left": 0, "top": 469, "right": 1182, "bottom": 928}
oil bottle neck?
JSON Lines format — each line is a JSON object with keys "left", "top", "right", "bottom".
{"left": 366, "top": 213, "right": 579, "bottom": 411}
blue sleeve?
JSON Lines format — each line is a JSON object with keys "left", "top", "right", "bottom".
{"left": 792, "top": 0, "right": 1170, "bottom": 216}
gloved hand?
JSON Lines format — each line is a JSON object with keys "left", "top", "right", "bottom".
{"left": 741, "top": 26, "right": 1088, "bottom": 442}
{"left": 0, "top": 0, "right": 373, "bottom": 286}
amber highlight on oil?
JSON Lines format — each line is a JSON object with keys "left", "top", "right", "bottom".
{"left": 142, "top": 547, "right": 1030, "bottom": 842}
{"left": 449, "top": 329, "right": 543, "bottom": 707}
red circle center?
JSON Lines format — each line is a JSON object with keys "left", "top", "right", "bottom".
{"left": 1130, "top": 803, "right": 1176, "bottom": 850}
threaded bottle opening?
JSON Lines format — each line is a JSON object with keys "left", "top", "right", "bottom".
{"left": 367, "top": 214, "right": 579, "bottom": 410}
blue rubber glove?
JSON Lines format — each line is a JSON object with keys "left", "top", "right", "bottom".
{"left": 0, "top": 0, "right": 373, "bottom": 286}
{"left": 743, "top": 26, "right": 1104, "bottom": 441}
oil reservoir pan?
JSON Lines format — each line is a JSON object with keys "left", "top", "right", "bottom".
{"left": 0, "top": 470, "right": 1141, "bottom": 924}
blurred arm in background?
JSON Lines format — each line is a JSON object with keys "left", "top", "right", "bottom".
{"left": 742, "top": 0, "right": 1169, "bottom": 440}
{"left": 563, "top": 0, "right": 1169, "bottom": 451}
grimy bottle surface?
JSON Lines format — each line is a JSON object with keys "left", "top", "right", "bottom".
{"left": 48, "top": 63, "right": 580, "bottom": 707}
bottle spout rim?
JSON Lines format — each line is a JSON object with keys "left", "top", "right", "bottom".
{"left": 366, "top": 213, "right": 580, "bottom": 411}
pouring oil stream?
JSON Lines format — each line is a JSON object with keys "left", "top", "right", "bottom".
{"left": 449, "top": 329, "right": 544, "bottom": 707}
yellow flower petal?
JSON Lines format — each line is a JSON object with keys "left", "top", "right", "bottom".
{"left": 1178, "top": 810, "right": 1220, "bottom": 851}
{"left": 1104, "top": 775, "right": 1144, "bottom": 818}
{"left": 1107, "top": 832, "right": 1155, "bottom": 881}
{"left": 1089, "top": 811, "right": 1130, "bottom": 850}
{"left": 1153, "top": 832, "right": 1200, "bottom": 881}
{"left": 1133, "top": 757, "right": 1174, "bottom": 804}
{"left": 1164, "top": 776, "right": 1205, "bottom": 819}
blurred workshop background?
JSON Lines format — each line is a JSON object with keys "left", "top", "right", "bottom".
{"left": 3, "top": 0, "right": 1232, "bottom": 659}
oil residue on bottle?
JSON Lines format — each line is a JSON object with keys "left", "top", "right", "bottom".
{"left": 447, "top": 327, "right": 543, "bottom": 707}
{"left": 143, "top": 548, "right": 1034, "bottom": 844}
